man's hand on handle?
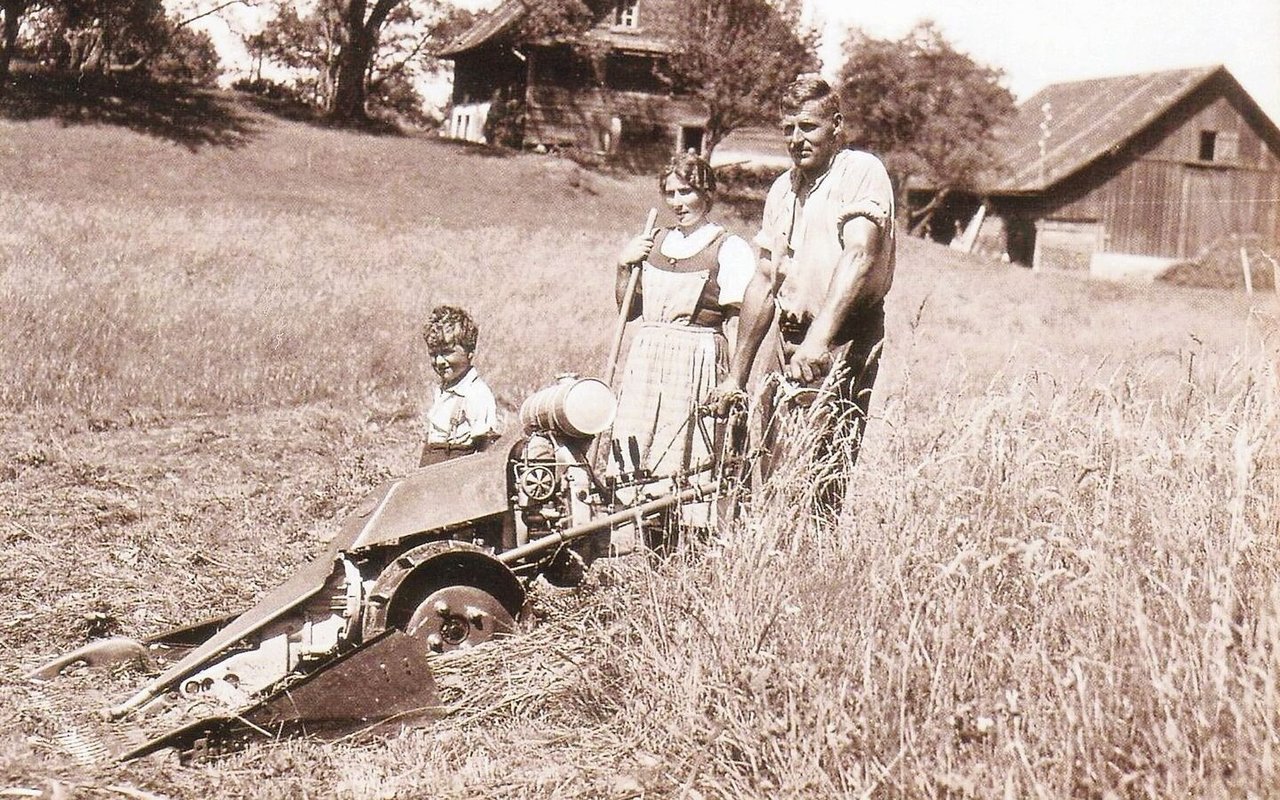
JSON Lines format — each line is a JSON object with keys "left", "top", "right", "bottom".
{"left": 786, "top": 339, "right": 833, "bottom": 385}
{"left": 709, "top": 376, "right": 748, "bottom": 417}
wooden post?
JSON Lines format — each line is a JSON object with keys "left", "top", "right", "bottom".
{"left": 1241, "top": 246, "right": 1254, "bottom": 295}
{"left": 953, "top": 203, "right": 987, "bottom": 255}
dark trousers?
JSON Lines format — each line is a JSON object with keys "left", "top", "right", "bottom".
{"left": 757, "top": 303, "right": 884, "bottom": 516}
{"left": 419, "top": 441, "right": 477, "bottom": 467}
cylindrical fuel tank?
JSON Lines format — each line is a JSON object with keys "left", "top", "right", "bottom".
{"left": 519, "top": 376, "right": 617, "bottom": 438}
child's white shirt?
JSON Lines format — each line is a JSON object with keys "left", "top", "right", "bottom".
{"left": 425, "top": 368, "right": 500, "bottom": 445}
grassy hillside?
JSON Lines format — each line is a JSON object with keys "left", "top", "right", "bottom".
{"left": 1, "top": 102, "right": 1278, "bottom": 798}
{"left": 0, "top": 102, "right": 658, "bottom": 417}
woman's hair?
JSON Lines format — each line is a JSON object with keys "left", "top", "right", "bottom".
{"left": 422, "top": 304, "right": 479, "bottom": 352}
{"left": 781, "top": 74, "right": 842, "bottom": 118}
{"left": 659, "top": 151, "right": 717, "bottom": 199}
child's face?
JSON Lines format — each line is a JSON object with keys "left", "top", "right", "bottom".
{"left": 430, "top": 342, "right": 473, "bottom": 388}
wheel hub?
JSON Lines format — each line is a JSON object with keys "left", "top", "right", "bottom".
{"left": 405, "top": 585, "right": 517, "bottom": 653}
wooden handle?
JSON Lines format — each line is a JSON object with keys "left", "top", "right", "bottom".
{"left": 603, "top": 207, "right": 658, "bottom": 386}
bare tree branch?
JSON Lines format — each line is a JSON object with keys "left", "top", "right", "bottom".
{"left": 175, "top": 0, "right": 256, "bottom": 31}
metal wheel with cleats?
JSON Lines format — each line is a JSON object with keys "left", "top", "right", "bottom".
{"left": 405, "top": 585, "right": 517, "bottom": 653}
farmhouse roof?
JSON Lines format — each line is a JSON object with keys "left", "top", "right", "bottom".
{"left": 439, "top": 0, "right": 524, "bottom": 56}
{"left": 439, "top": 0, "right": 672, "bottom": 58}
{"left": 989, "top": 65, "right": 1277, "bottom": 194}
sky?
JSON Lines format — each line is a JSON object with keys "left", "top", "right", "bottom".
{"left": 805, "top": 0, "right": 1280, "bottom": 125}
{"left": 197, "top": 0, "right": 1280, "bottom": 126}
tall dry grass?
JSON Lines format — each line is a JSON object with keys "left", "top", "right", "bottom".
{"left": 0, "top": 191, "right": 626, "bottom": 415}
{"left": 400, "top": 347, "right": 1277, "bottom": 799}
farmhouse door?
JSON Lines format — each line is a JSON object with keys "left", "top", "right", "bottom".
{"left": 1180, "top": 167, "right": 1234, "bottom": 259}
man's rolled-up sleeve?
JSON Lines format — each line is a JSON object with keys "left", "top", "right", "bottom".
{"left": 835, "top": 154, "right": 895, "bottom": 248}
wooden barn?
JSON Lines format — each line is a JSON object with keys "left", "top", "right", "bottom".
{"left": 930, "top": 66, "right": 1280, "bottom": 280}
{"left": 438, "top": 0, "right": 785, "bottom": 167}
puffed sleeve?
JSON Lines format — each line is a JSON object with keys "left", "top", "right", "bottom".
{"left": 834, "top": 152, "right": 895, "bottom": 249}
{"left": 715, "top": 235, "right": 756, "bottom": 307}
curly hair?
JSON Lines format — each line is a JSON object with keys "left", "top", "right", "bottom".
{"left": 422, "top": 305, "right": 479, "bottom": 353}
{"left": 659, "top": 151, "right": 717, "bottom": 199}
{"left": 781, "top": 74, "right": 842, "bottom": 118}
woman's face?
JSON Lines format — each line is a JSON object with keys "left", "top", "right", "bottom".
{"left": 661, "top": 174, "right": 710, "bottom": 229}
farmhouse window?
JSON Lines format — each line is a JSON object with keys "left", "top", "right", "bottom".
{"left": 607, "top": 53, "right": 663, "bottom": 92}
{"left": 613, "top": 0, "right": 639, "bottom": 28}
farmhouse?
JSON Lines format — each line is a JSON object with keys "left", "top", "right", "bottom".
{"left": 934, "top": 66, "right": 1280, "bottom": 279}
{"left": 438, "top": 0, "right": 785, "bottom": 168}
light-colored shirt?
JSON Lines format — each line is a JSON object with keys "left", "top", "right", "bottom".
{"left": 425, "top": 368, "right": 500, "bottom": 445}
{"left": 755, "top": 149, "right": 896, "bottom": 322}
{"left": 658, "top": 223, "right": 756, "bottom": 306}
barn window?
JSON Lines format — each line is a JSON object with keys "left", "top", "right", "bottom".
{"left": 1216, "top": 130, "right": 1240, "bottom": 162}
{"left": 1199, "top": 130, "right": 1217, "bottom": 161}
{"left": 613, "top": 0, "right": 639, "bottom": 28}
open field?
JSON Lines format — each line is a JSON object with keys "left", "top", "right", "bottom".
{"left": 2, "top": 100, "right": 1279, "bottom": 798}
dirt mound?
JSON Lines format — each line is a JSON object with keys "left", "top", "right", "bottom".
{"left": 1160, "top": 235, "right": 1278, "bottom": 291}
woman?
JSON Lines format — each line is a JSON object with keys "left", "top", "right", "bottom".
{"left": 610, "top": 152, "right": 755, "bottom": 479}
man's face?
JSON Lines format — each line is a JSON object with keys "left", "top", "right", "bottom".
{"left": 782, "top": 99, "right": 843, "bottom": 174}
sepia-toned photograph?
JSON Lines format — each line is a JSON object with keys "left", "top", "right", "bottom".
{"left": 1, "top": 0, "right": 1277, "bottom": 796}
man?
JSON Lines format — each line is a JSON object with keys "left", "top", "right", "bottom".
{"left": 716, "top": 75, "right": 896, "bottom": 515}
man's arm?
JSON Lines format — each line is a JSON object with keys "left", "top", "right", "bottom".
{"left": 718, "top": 247, "right": 780, "bottom": 397}
{"left": 787, "top": 216, "right": 882, "bottom": 384}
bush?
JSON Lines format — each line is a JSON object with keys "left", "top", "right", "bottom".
{"left": 231, "top": 77, "right": 307, "bottom": 104}
{"left": 482, "top": 86, "right": 526, "bottom": 149}
{"left": 1161, "top": 234, "right": 1278, "bottom": 291}
{"left": 369, "top": 71, "right": 435, "bottom": 128}
{"left": 714, "top": 161, "right": 777, "bottom": 199}
{"left": 149, "top": 26, "right": 221, "bottom": 87}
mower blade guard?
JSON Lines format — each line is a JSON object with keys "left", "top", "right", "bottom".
{"left": 119, "top": 630, "right": 444, "bottom": 761}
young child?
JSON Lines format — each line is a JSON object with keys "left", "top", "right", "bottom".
{"left": 419, "top": 305, "right": 501, "bottom": 467}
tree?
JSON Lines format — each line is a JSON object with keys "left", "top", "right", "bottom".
{"left": 514, "top": 0, "right": 594, "bottom": 43}
{"left": 149, "top": 22, "right": 220, "bottom": 85}
{"left": 255, "top": 0, "right": 470, "bottom": 123}
{"left": 1, "top": 0, "right": 231, "bottom": 92}
{"left": 670, "top": 0, "right": 817, "bottom": 157}
{"left": 837, "top": 21, "right": 1015, "bottom": 235}
{"left": 1, "top": 0, "right": 40, "bottom": 91}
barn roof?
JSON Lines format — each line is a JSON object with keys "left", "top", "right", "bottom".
{"left": 990, "top": 65, "right": 1232, "bottom": 193}
{"left": 439, "top": 0, "right": 671, "bottom": 58}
